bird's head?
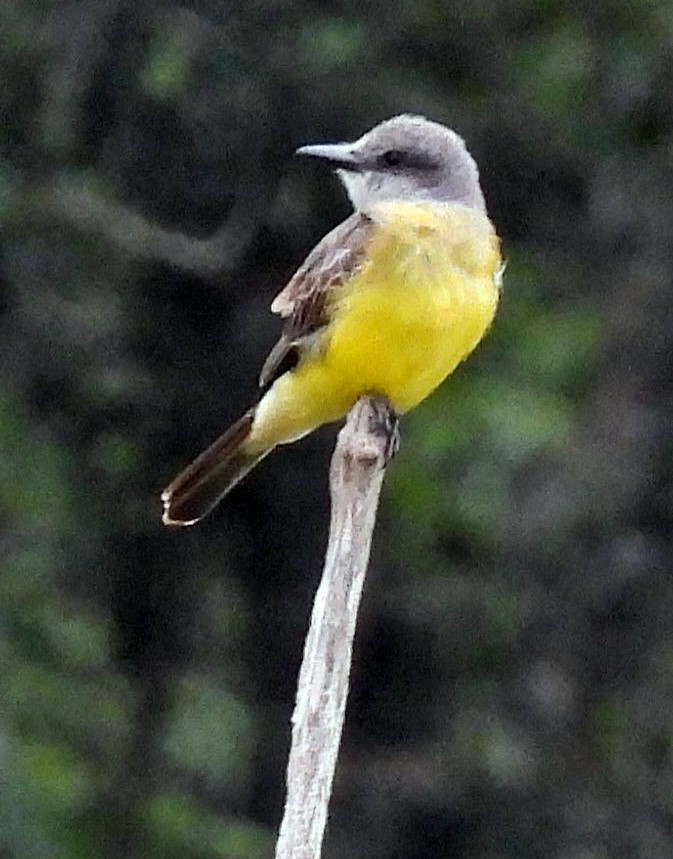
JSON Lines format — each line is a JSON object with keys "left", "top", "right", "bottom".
{"left": 296, "top": 114, "right": 486, "bottom": 214}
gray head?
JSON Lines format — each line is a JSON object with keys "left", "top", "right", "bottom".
{"left": 296, "top": 114, "right": 486, "bottom": 213}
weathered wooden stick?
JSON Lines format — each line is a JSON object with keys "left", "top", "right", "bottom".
{"left": 275, "top": 396, "right": 397, "bottom": 859}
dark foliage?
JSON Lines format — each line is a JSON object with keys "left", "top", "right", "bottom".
{"left": 1, "top": 1, "right": 672, "bottom": 856}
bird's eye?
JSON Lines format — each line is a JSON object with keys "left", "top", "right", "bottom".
{"left": 380, "top": 149, "right": 406, "bottom": 168}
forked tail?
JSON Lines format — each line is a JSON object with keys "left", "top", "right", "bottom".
{"left": 161, "top": 408, "right": 269, "bottom": 526}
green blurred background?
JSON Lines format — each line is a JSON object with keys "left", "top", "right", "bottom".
{"left": 2, "top": 1, "right": 672, "bottom": 856}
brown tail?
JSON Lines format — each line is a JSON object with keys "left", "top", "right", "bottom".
{"left": 161, "top": 408, "right": 270, "bottom": 526}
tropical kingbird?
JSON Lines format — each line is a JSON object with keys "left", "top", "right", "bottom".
{"left": 162, "top": 115, "right": 503, "bottom": 526}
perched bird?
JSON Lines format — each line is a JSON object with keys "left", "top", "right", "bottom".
{"left": 162, "top": 115, "right": 503, "bottom": 526}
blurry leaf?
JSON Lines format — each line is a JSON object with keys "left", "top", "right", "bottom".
{"left": 592, "top": 699, "right": 629, "bottom": 761}
{"left": 147, "top": 792, "right": 272, "bottom": 859}
{"left": 513, "top": 17, "right": 593, "bottom": 120}
{"left": 34, "top": 600, "right": 112, "bottom": 672}
{"left": 453, "top": 710, "right": 535, "bottom": 788}
{"left": 89, "top": 432, "right": 142, "bottom": 480}
{"left": 299, "top": 19, "right": 367, "bottom": 75}
{"left": 476, "top": 378, "right": 574, "bottom": 456}
{"left": 141, "top": 10, "right": 205, "bottom": 101}
{"left": 0, "top": 389, "right": 73, "bottom": 532}
{"left": 18, "top": 741, "right": 95, "bottom": 816}
{"left": 162, "top": 674, "right": 254, "bottom": 791}
{"left": 514, "top": 308, "right": 605, "bottom": 392}
{"left": 3, "top": 654, "right": 131, "bottom": 759}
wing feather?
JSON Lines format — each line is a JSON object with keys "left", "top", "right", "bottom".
{"left": 259, "top": 213, "right": 373, "bottom": 391}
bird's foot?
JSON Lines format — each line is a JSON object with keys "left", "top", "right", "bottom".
{"left": 366, "top": 396, "right": 400, "bottom": 464}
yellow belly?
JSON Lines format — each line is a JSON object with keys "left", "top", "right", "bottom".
{"left": 251, "top": 202, "right": 501, "bottom": 449}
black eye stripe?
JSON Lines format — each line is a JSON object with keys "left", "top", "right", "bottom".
{"left": 382, "top": 149, "right": 405, "bottom": 167}
{"left": 377, "top": 149, "right": 440, "bottom": 171}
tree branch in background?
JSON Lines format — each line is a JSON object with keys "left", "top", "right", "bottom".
{"left": 275, "top": 396, "right": 398, "bottom": 859}
{"left": 43, "top": 177, "right": 262, "bottom": 276}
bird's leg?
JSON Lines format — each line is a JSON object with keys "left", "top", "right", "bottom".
{"left": 366, "top": 395, "right": 400, "bottom": 464}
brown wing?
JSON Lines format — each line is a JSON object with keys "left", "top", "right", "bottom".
{"left": 258, "top": 212, "right": 373, "bottom": 391}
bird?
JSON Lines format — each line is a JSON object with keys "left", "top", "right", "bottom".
{"left": 161, "top": 114, "right": 503, "bottom": 526}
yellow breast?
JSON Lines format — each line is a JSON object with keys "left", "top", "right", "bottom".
{"left": 323, "top": 201, "right": 501, "bottom": 413}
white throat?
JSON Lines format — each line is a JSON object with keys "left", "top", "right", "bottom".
{"left": 337, "top": 169, "right": 370, "bottom": 212}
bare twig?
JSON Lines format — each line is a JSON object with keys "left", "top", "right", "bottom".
{"left": 42, "top": 177, "right": 262, "bottom": 276}
{"left": 275, "top": 396, "right": 397, "bottom": 859}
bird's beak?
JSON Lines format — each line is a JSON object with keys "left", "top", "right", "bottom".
{"left": 295, "top": 142, "right": 362, "bottom": 171}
